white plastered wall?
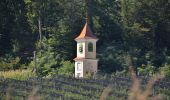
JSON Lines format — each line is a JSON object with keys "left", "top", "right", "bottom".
{"left": 83, "top": 59, "right": 98, "bottom": 75}
{"left": 75, "top": 61, "right": 84, "bottom": 78}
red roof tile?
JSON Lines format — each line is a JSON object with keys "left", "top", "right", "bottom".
{"left": 75, "top": 23, "right": 98, "bottom": 40}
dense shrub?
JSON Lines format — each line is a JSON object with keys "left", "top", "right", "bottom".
{"left": 29, "top": 49, "right": 57, "bottom": 77}
{"left": 57, "top": 60, "right": 74, "bottom": 76}
{"left": 160, "top": 64, "right": 170, "bottom": 78}
{"left": 137, "top": 62, "right": 156, "bottom": 76}
{"left": 0, "top": 55, "right": 20, "bottom": 71}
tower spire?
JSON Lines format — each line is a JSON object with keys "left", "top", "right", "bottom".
{"left": 86, "top": 12, "right": 89, "bottom": 23}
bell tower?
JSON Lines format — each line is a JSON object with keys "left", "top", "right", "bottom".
{"left": 74, "top": 22, "right": 98, "bottom": 78}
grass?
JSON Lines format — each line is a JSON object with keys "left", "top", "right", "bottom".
{"left": 0, "top": 70, "right": 35, "bottom": 80}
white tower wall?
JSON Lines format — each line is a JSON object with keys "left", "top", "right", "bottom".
{"left": 75, "top": 61, "right": 84, "bottom": 78}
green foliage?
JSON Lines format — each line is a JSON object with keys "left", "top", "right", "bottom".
{"left": 122, "top": 0, "right": 170, "bottom": 65}
{"left": 0, "top": 55, "right": 20, "bottom": 70}
{"left": 57, "top": 60, "right": 74, "bottom": 76}
{"left": 0, "top": 0, "right": 170, "bottom": 76}
{"left": 137, "top": 62, "right": 156, "bottom": 76}
{"left": 37, "top": 54, "right": 57, "bottom": 77}
{"left": 30, "top": 38, "right": 58, "bottom": 76}
{"left": 98, "top": 42, "right": 127, "bottom": 73}
{"left": 160, "top": 64, "right": 170, "bottom": 78}
{"left": 84, "top": 72, "right": 93, "bottom": 79}
{"left": 0, "top": 0, "right": 35, "bottom": 71}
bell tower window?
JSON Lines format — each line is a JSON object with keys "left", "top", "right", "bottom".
{"left": 79, "top": 43, "right": 83, "bottom": 54}
{"left": 88, "top": 42, "right": 93, "bottom": 52}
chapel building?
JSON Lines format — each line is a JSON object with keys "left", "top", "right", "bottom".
{"left": 74, "top": 22, "right": 98, "bottom": 78}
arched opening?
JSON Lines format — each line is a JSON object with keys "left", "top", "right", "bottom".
{"left": 88, "top": 42, "right": 93, "bottom": 52}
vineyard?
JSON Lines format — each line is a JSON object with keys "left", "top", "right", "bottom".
{"left": 0, "top": 75, "right": 170, "bottom": 100}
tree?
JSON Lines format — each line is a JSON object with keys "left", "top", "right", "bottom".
{"left": 0, "top": 0, "right": 34, "bottom": 67}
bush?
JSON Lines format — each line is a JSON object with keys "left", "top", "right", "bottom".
{"left": 0, "top": 55, "right": 20, "bottom": 71}
{"left": 137, "top": 62, "right": 156, "bottom": 76}
{"left": 57, "top": 60, "right": 74, "bottom": 76}
{"left": 29, "top": 50, "right": 57, "bottom": 77}
{"left": 84, "top": 72, "right": 93, "bottom": 79}
{"left": 160, "top": 64, "right": 170, "bottom": 78}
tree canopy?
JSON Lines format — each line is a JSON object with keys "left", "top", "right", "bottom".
{"left": 0, "top": 0, "right": 170, "bottom": 76}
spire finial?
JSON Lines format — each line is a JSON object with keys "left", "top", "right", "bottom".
{"left": 86, "top": 13, "right": 89, "bottom": 23}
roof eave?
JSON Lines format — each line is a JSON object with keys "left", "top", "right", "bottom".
{"left": 74, "top": 37, "right": 99, "bottom": 41}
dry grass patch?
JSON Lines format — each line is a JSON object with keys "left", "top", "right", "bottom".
{"left": 128, "top": 66, "right": 164, "bottom": 100}
{"left": 0, "top": 70, "right": 34, "bottom": 80}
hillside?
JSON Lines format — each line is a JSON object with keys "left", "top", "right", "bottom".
{"left": 0, "top": 75, "right": 170, "bottom": 100}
